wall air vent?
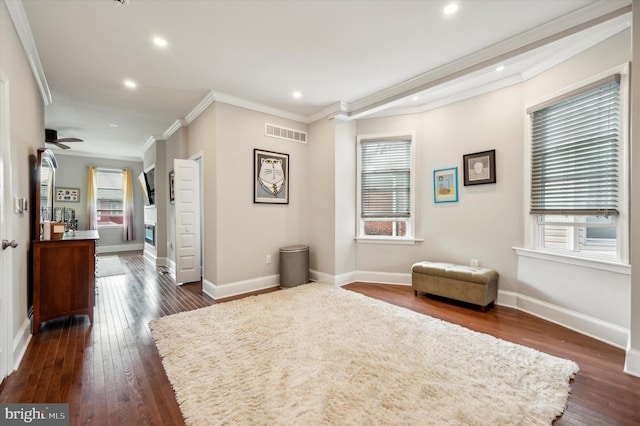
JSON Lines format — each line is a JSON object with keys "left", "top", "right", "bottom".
{"left": 265, "top": 123, "right": 307, "bottom": 144}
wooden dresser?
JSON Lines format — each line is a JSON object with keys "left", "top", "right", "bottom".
{"left": 32, "top": 230, "right": 100, "bottom": 334}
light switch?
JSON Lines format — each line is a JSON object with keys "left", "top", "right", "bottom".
{"left": 14, "top": 197, "right": 27, "bottom": 214}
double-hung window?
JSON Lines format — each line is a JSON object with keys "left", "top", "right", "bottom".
{"left": 96, "top": 168, "right": 124, "bottom": 226}
{"left": 357, "top": 132, "right": 415, "bottom": 241}
{"left": 528, "top": 73, "right": 627, "bottom": 261}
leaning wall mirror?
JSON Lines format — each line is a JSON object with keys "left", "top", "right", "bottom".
{"left": 35, "top": 148, "right": 57, "bottom": 238}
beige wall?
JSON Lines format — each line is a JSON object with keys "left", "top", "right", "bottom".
{"left": 1, "top": 1, "right": 45, "bottom": 364}
{"left": 186, "top": 103, "right": 217, "bottom": 286}
{"left": 334, "top": 120, "right": 357, "bottom": 277}
{"left": 187, "top": 102, "right": 310, "bottom": 291}
{"left": 626, "top": 1, "right": 640, "bottom": 376}
{"left": 214, "top": 103, "right": 310, "bottom": 285}
{"left": 354, "top": 86, "right": 523, "bottom": 292}
{"left": 307, "top": 118, "right": 336, "bottom": 277}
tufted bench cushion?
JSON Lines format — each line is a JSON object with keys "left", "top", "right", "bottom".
{"left": 411, "top": 261, "right": 498, "bottom": 311}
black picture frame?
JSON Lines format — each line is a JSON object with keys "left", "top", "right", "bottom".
{"left": 253, "top": 149, "right": 289, "bottom": 204}
{"left": 463, "top": 149, "right": 496, "bottom": 186}
{"left": 55, "top": 187, "right": 80, "bottom": 202}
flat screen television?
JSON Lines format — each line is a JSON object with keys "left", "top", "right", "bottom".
{"left": 138, "top": 170, "right": 155, "bottom": 205}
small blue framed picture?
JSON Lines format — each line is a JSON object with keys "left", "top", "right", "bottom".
{"left": 433, "top": 167, "right": 458, "bottom": 203}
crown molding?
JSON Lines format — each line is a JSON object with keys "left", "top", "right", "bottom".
{"left": 346, "top": 1, "right": 631, "bottom": 119}
{"left": 184, "top": 91, "right": 215, "bottom": 124}
{"left": 4, "top": 0, "right": 51, "bottom": 105}
{"left": 54, "top": 149, "right": 141, "bottom": 163}
{"left": 211, "top": 90, "right": 309, "bottom": 123}
{"left": 141, "top": 135, "right": 156, "bottom": 156}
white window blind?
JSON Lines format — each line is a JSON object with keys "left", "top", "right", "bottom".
{"left": 529, "top": 74, "right": 620, "bottom": 216}
{"left": 96, "top": 169, "right": 124, "bottom": 225}
{"left": 360, "top": 139, "right": 411, "bottom": 219}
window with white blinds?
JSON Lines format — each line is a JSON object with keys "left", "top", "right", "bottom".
{"left": 357, "top": 133, "right": 415, "bottom": 240}
{"left": 360, "top": 139, "right": 411, "bottom": 218}
{"left": 529, "top": 74, "right": 620, "bottom": 216}
{"left": 96, "top": 168, "right": 124, "bottom": 226}
{"left": 526, "top": 70, "right": 628, "bottom": 262}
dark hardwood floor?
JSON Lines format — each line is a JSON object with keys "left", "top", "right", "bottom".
{"left": 1, "top": 253, "right": 638, "bottom": 425}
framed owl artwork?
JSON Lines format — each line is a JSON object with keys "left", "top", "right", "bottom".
{"left": 254, "top": 149, "right": 289, "bottom": 204}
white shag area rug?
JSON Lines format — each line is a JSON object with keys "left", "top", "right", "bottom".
{"left": 150, "top": 283, "right": 578, "bottom": 425}
{"left": 96, "top": 255, "right": 126, "bottom": 277}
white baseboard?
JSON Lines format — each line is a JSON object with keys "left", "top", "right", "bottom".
{"left": 497, "top": 289, "right": 628, "bottom": 349}
{"left": 143, "top": 249, "right": 156, "bottom": 266}
{"left": 204, "top": 275, "right": 280, "bottom": 300}
{"left": 12, "top": 317, "right": 31, "bottom": 373}
{"left": 352, "top": 270, "right": 411, "bottom": 286}
{"left": 624, "top": 347, "right": 640, "bottom": 378}
{"left": 96, "top": 243, "right": 143, "bottom": 254}
{"left": 310, "top": 269, "right": 338, "bottom": 285}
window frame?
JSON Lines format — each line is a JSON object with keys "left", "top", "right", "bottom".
{"left": 95, "top": 167, "right": 125, "bottom": 228}
{"left": 356, "top": 131, "right": 417, "bottom": 243}
{"left": 524, "top": 64, "right": 629, "bottom": 264}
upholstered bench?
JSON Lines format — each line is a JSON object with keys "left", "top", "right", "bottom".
{"left": 411, "top": 261, "right": 498, "bottom": 311}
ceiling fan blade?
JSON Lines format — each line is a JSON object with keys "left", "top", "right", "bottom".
{"left": 55, "top": 137, "right": 83, "bottom": 142}
{"left": 54, "top": 142, "right": 71, "bottom": 150}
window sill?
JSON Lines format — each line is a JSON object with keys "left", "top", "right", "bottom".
{"left": 513, "top": 247, "right": 630, "bottom": 275}
{"left": 355, "top": 237, "right": 424, "bottom": 245}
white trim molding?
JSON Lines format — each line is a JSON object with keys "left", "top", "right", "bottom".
{"left": 12, "top": 317, "right": 31, "bottom": 373}
{"left": 203, "top": 275, "right": 279, "bottom": 301}
{"left": 4, "top": 0, "right": 51, "bottom": 105}
{"left": 624, "top": 347, "right": 640, "bottom": 378}
{"left": 496, "top": 290, "right": 628, "bottom": 349}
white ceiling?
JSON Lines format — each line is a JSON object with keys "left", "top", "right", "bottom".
{"left": 12, "top": 0, "right": 631, "bottom": 160}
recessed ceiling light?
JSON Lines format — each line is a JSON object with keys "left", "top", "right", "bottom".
{"left": 443, "top": 3, "right": 459, "bottom": 15}
{"left": 412, "top": 96, "right": 419, "bottom": 101}
{"left": 153, "top": 37, "right": 168, "bottom": 48}
{"left": 292, "top": 91, "right": 302, "bottom": 99}
{"left": 496, "top": 65, "right": 505, "bottom": 72}
{"left": 124, "top": 80, "right": 137, "bottom": 89}
{"left": 109, "top": 124, "right": 119, "bottom": 128}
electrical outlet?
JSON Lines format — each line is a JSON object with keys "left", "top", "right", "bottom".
{"left": 470, "top": 259, "right": 479, "bottom": 267}
{"left": 266, "top": 254, "right": 272, "bottom": 264}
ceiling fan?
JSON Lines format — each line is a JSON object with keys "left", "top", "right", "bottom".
{"left": 44, "top": 129, "right": 83, "bottom": 150}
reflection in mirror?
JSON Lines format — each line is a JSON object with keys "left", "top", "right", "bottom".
{"left": 36, "top": 148, "right": 57, "bottom": 235}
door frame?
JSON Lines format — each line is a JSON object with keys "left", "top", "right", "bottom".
{"left": 190, "top": 153, "right": 203, "bottom": 279}
{"left": 0, "top": 68, "right": 14, "bottom": 380}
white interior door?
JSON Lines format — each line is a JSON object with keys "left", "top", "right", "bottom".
{"left": 0, "top": 72, "right": 11, "bottom": 382}
{"left": 174, "top": 159, "right": 201, "bottom": 284}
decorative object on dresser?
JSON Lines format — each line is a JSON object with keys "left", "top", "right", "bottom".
{"left": 150, "top": 283, "right": 577, "bottom": 425}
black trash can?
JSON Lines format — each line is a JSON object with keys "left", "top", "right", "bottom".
{"left": 279, "top": 245, "right": 309, "bottom": 288}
